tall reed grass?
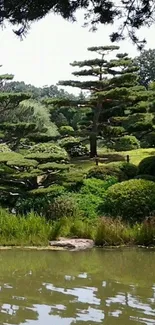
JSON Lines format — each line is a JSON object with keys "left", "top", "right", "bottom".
{"left": 0, "top": 207, "right": 155, "bottom": 247}
{"left": 0, "top": 209, "right": 51, "bottom": 246}
{"left": 50, "top": 215, "right": 155, "bottom": 247}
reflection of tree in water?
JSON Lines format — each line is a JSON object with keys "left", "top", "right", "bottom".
{"left": 46, "top": 278, "right": 155, "bottom": 325}
{"left": 0, "top": 248, "right": 155, "bottom": 324}
{"left": 0, "top": 301, "right": 38, "bottom": 324}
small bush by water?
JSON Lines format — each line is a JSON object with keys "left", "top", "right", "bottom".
{"left": 102, "top": 179, "right": 155, "bottom": 223}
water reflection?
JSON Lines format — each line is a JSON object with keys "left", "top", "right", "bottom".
{"left": 0, "top": 248, "right": 155, "bottom": 324}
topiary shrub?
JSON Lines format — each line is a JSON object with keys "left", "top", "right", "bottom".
{"left": 59, "top": 137, "right": 89, "bottom": 157}
{"left": 122, "top": 113, "right": 153, "bottom": 132}
{"left": 61, "top": 169, "right": 86, "bottom": 190}
{"left": 0, "top": 144, "right": 11, "bottom": 152}
{"left": 28, "top": 142, "right": 68, "bottom": 158}
{"left": 113, "top": 135, "right": 140, "bottom": 151}
{"left": 102, "top": 179, "right": 155, "bottom": 222}
{"left": 30, "top": 185, "right": 66, "bottom": 196}
{"left": 67, "top": 143, "right": 89, "bottom": 157}
{"left": 59, "top": 125, "right": 74, "bottom": 136}
{"left": 87, "top": 164, "right": 127, "bottom": 182}
{"left": 140, "top": 132, "right": 155, "bottom": 148}
{"left": 118, "top": 162, "right": 138, "bottom": 179}
{"left": 138, "top": 156, "right": 155, "bottom": 177}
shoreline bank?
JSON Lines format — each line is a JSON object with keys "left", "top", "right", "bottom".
{"left": 0, "top": 242, "right": 155, "bottom": 251}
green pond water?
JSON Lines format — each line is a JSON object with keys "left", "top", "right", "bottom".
{"left": 0, "top": 248, "right": 155, "bottom": 325}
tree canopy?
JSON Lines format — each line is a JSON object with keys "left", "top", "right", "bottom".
{"left": 45, "top": 45, "right": 152, "bottom": 157}
{"left": 1, "top": 80, "right": 77, "bottom": 100}
{"left": 1, "top": 1, "right": 155, "bottom": 48}
{"left": 134, "top": 49, "right": 155, "bottom": 87}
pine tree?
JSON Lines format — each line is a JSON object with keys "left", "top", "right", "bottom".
{"left": 58, "top": 45, "right": 121, "bottom": 157}
{"left": 46, "top": 46, "right": 155, "bottom": 156}
{"left": 0, "top": 72, "right": 71, "bottom": 207}
{"left": 58, "top": 46, "right": 153, "bottom": 156}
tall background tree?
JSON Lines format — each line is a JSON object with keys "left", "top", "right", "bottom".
{"left": 1, "top": 80, "right": 77, "bottom": 100}
{"left": 134, "top": 49, "right": 155, "bottom": 88}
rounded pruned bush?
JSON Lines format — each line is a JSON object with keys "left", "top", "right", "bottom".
{"left": 138, "top": 156, "right": 155, "bottom": 177}
{"left": 61, "top": 138, "right": 89, "bottom": 157}
{"left": 141, "top": 132, "right": 155, "bottom": 148}
{"left": 103, "top": 179, "right": 155, "bottom": 222}
{"left": 87, "top": 164, "right": 126, "bottom": 182}
{"left": 59, "top": 125, "right": 74, "bottom": 136}
{"left": 87, "top": 162, "right": 137, "bottom": 182}
{"left": 119, "top": 162, "right": 138, "bottom": 179}
{"left": 114, "top": 135, "right": 140, "bottom": 151}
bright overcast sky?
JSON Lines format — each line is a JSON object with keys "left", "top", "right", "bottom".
{"left": 0, "top": 10, "right": 155, "bottom": 94}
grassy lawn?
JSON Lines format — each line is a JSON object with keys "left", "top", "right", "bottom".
{"left": 112, "top": 148, "right": 155, "bottom": 165}
{"left": 72, "top": 148, "right": 155, "bottom": 170}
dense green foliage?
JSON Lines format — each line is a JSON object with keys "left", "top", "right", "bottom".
{"left": 46, "top": 47, "right": 155, "bottom": 157}
{"left": 0, "top": 208, "right": 51, "bottom": 246}
{"left": 87, "top": 162, "right": 138, "bottom": 182}
{"left": 1, "top": 207, "right": 155, "bottom": 246}
{"left": 134, "top": 49, "right": 155, "bottom": 87}
{"left": 113, "top": 135, "right": 140, "bottom": 151}
{"left": 103, "top": 179, "right": 155, "bottom": 222}
{"left": 1, "top": 46, "right": 155, "bottom": 246}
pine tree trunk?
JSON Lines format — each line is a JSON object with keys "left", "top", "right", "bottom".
{"left": 90, "top": 133, "right": 97, "bottom": 157}
{"left": 89, "top": 101, "right": 102, "bottom": 158}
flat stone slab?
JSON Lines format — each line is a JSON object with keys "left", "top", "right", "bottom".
{"left": 49, "top": 238, "right": 94, "bottom": 250}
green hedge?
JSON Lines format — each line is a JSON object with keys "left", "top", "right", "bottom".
{"left": 102, "top": 179, "right": 155, "bottom": 222}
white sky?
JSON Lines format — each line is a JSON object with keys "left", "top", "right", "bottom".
{"left": 0, "top": 10, "right": 155, "bottom": 94}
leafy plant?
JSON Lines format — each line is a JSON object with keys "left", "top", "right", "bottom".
{"left": 75, "top": 193, "right": 103, "bottom": 219}
{"left": 79, "top": 177, "right": 117, "bottom": 196}
{"left": 47, "top": 194, "right": 80, "bottom": 220}
{"left": 102, "top": 179, "right": 155, "bottom": 222}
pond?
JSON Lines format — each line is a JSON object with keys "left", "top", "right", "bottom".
{"left": 0, "top": 248, "right": 155, "bottom": 324}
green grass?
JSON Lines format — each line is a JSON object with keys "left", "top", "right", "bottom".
{"left": 50, "top": 216, "right": 155, "bottom": 247}
{"left": 0, "top": 207, "right": 155, "bottom": 247}
{"left": 98, "top": 148, "right": 155, "bottom": 166}
{"left": 0, "top": 209, "right": 51, "bottom": 246}
{"left": 72, "top": 148, "right": 155, "bottom": 171}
